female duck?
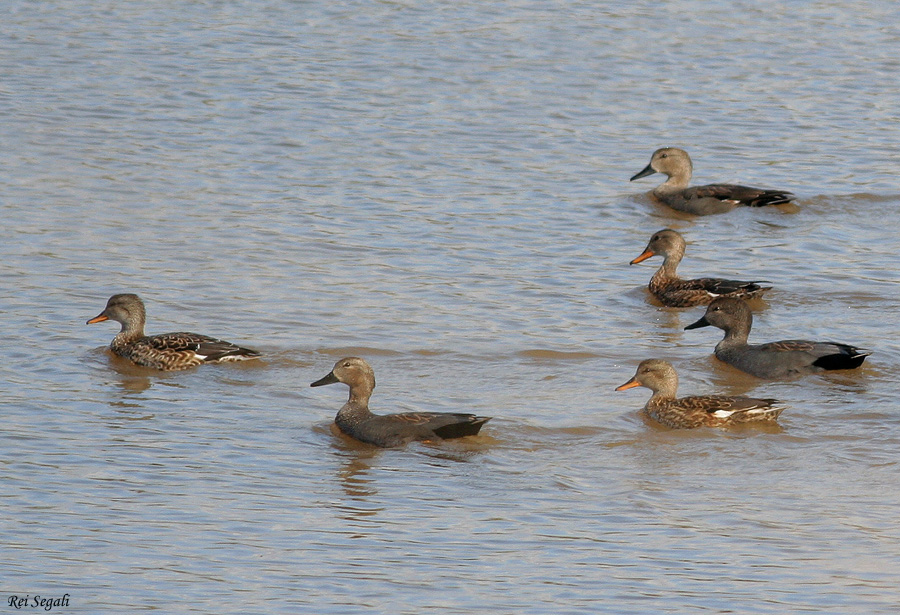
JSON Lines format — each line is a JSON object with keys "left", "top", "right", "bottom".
{"left": 631, "top": 147, "right": 795, "bottom": 215}
{"left": 685, "top": 297, "right": 871, "bottom": 379}
{"left": 87, "top": 293, "right": 261, "bottom": 370}
{"left": 616, "top": 359, "right": 785, "bottom": 428}
{"left": 630, "top": 229, "right": 771, "bottom": 307}
{"left": 311, "top": 357, "right": 491, "bottom": 447}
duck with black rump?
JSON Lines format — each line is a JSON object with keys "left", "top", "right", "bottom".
{"left": 631, "top": 147, "right": 795, "bottom": 215}
{"left": 310, "top": 357, "right": 491, "bottom": 447}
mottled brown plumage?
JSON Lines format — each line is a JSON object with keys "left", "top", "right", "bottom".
{"left": 630, "top": 229, "right": 771, "bottom": 307}
{"left": 310, "top": 357, "right": 491, "bottom": 447}
{"left": 615, "top": 359, "right": 785, "bottom": 429}
{"left": 87, "top": 293, "right": 261, "bottom": 371}
{"left": 631, "top": 147, "right": 795, "bottom": 215}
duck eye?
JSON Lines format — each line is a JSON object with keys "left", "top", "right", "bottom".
{"left": 660, "top": 153, "right": 668, "bottom": 158}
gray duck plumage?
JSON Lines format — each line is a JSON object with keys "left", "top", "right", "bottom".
{"left": 631, "top": 147, "right": 795, "bottom": 215}
{"left": 685, "top": 297, "right": 871, "bottom": 379}
{"left": 310, "top": 357, "right": 491, "bottom": 447}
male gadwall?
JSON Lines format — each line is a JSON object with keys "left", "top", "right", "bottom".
{"left": 630, "top": 229, "right": 771, "bottom": 307}
{"left": 616, "top": 359, "right": 785, "bottom": 428}
{"left": 87, "top": 293, "right": 261, "bottom": 370}
{"left": 630, "top": 147, "right": 795, "bottom": 215}
{"left": 685, "top": 297, "right": 871, "bottom": 379}
{"left": 310, "top": 357, "right": 491, "bottom": 447}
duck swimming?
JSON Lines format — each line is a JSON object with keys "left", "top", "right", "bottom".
{"left": 631, "top": 147, "right": 795, "bottom": 215}
{"left": 310, "top": 357, "right": 491, "bottom": 447}
{"left": 616, "top": 359, "right": 785, "bottom": 428}
{"left": 685, "top": 297, "right": 871, "bottom": 379}
{"left": 87, "top": 293, "right": 261, "bottom": 371}
{"left": 630, "top": 229, "right": 771, "bottom": 307}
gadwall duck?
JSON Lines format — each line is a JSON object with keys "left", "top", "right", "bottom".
{"left": 87, "top": 293, "right": 261, "bottom": 370}
{"left": 630, "top": 229, "right": 771, "bottom": 307}
{"left": 616, "top": 359, "right": 785, "bottom": 428}
{"left": 685, "top": 297, "right": 871, "bottom": 379}
{"left": 630, "top": 147, "right": 795, "bottom": 215}
{"left": 310, "top": 357, "right": 491, "bottom": 447}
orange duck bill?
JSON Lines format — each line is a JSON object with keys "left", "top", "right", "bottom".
{"left": 615, "top": 378, "right": 642, "bottom": 391}
{"left": 629, "top": 249, "right": 655, "bottom": 265}
{"left": 86, "top": 313, "right": 109, "bottom": 325}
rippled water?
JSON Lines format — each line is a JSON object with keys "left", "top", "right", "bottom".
{"left": 3, "top": 1, "right": 899, "bottom": 613}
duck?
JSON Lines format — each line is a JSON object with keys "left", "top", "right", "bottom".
{"left": 615, "top": 359, "right": 785, "bottom": 428}
{"left": 685, "top": 297, "right": 871, "bottom": 379}
{"left": 87, "top": 293, "right": 261, "bottom": 371}
{"left": 630, "top": 147, "right": 795, "bottom": 215}
{"left": 310, "top": 357, "right": 491, "bottom": 447}
{"left": 630, "top": 229, "right": 771, "bottom": 307}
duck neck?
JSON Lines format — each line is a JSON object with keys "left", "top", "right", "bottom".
{"left": 655, "top": 173, "right": 690, "bottom": 192}
{"left": 649, "top": 253, "right": 681, "bottom": 289}
{"left": 648, "top": 377, "right": 678, "bottom": 404}
{"left": 716, "top": 320, "right": 751, "bottom": 349}
{"left": 336, "top": 386, "right": 374, "bottom": 421}
{"left": 112, "top": 316, "right": 146, "bottom": 346}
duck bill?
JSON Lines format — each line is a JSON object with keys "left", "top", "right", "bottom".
{"left": 684, "top": 315, "right": 711, "bottom": 330}
{"left": 615, "top": 378, "right": 641, "bottom": 391}
{"left": 86, "top": 313, "right": 108, "bottom": 325}
{"left": 310, "top": 371, "right": 339, "bottom": 387}
{"left": 630, "top": 163, "right": 657, "bottom": 181}
{"left": 630, "top": 249, "right": 655, "bottom": 265}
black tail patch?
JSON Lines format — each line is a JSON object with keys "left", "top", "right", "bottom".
{"left": 433, "top": 417, "right": 492, "bottom": 439}
{"left": 749, "top": 191, "right": 795, "bottom": 207}
{"left": 812, "top": 347, "right": 870, "bottom": 371}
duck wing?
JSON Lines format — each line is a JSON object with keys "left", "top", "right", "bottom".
{"left": 147, "top": 332, "right": 261, "bottom": 362}
{"left": 679, "top": 395, "right": 781, "bottom": 417}
{"left": 686, "top": 184, "right": 795, "bottom": 207}
{"left": 380, "top": 412, "right": 492, "bottom": 440}
{"left": 650, "top": 395, "right": 783, "bottom": 428}
{"left": 756, "top": 339, "right": 871, "bottom": 371}
{"left": 682, "top": 277, "right": 771, "bottom": 296}
{"left": 654, "top": 278, "right": 771, "bottom": 307}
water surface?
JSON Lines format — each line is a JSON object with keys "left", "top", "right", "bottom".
{"left": 2, "top": 1, "right": 899, "bottom": 613}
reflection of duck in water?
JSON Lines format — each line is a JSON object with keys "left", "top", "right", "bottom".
{"left": 631, "top": 147, "right": 795, "bottom": 215}
{"left": 87, "top": 293, "right": 261, "bottom": 371}
{"left": 616, "top": 359, "right": 785, "bottom": 429}
{"left": 311, "top": 357, "right": 491, "bottom": 447}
